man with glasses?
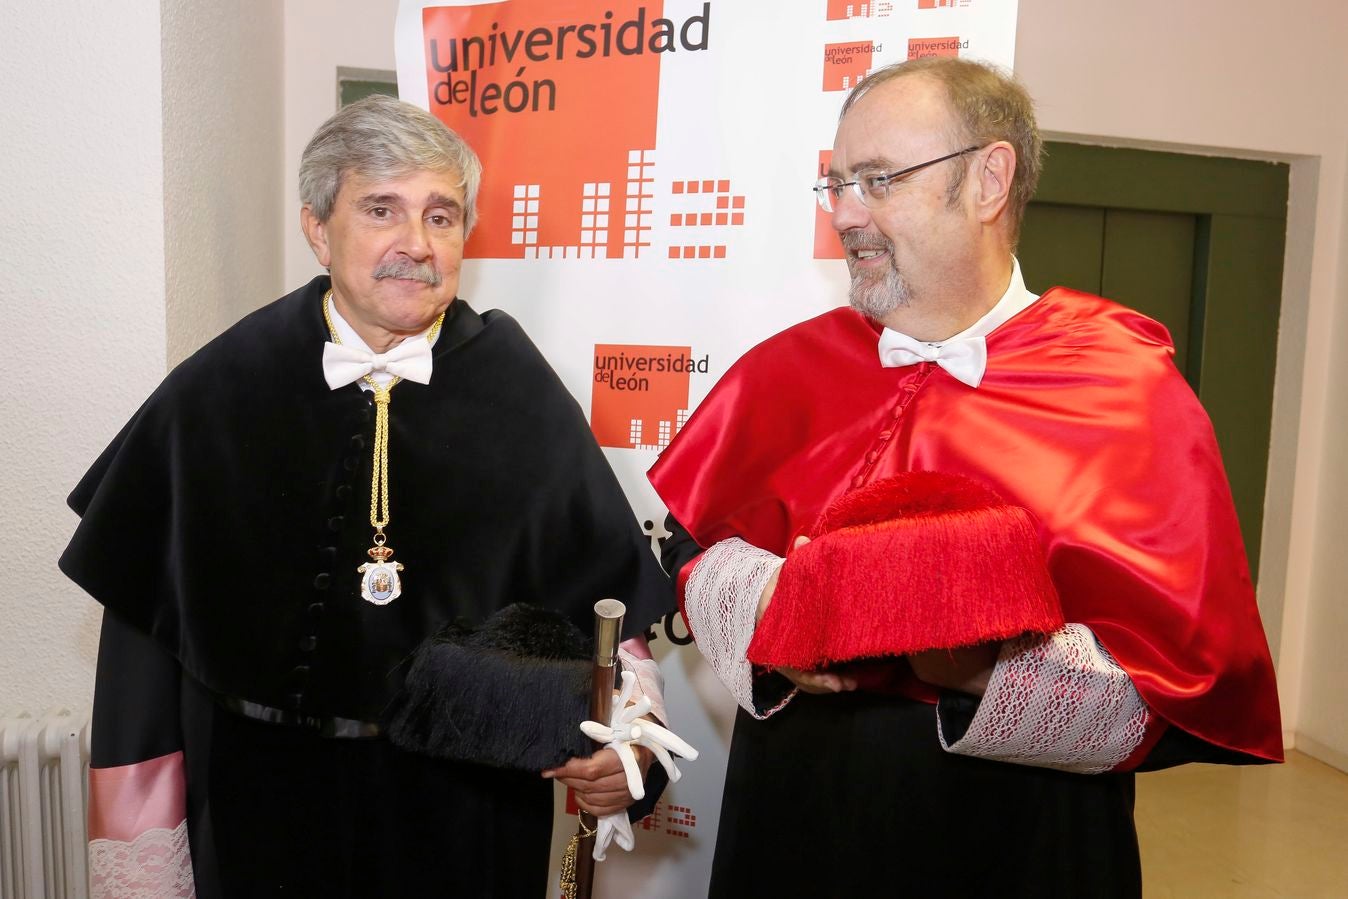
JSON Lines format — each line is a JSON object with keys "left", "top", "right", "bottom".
{"left": 649, "top": 57, "right": 1281, "bottom": 896}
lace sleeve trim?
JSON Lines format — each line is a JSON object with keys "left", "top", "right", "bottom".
{"left": 683, "top": 537, "right": 795, "bottom": 719}
{"left": 618, "top": 650, "right": 669, "bottom": 726}
{"left": 89, "top": 817, "right": 196, "bottom": 899}
{"left": 939, "top": 623, "right": 1151, "bottom": 774}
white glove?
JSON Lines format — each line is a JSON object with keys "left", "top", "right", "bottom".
{"left": 579, "top": 670, "right": 699, "bottom": 860}
{"left": 593, "top": 812, "right": 634, "bottom": 862}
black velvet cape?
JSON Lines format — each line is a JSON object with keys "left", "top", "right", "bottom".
{"left": 62, "top": 276, "right": 670, "bottom": 721}
{"left": 62, "top": 277, "right": 673, "bottom": 897}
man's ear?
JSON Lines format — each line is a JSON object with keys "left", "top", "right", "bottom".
{"left": 300, "top": 205, "right": 332, "bottom": 269}
{"left": 973, "top": 142, "right": 1016, "bottom": 227}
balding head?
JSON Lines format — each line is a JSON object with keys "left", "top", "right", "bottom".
{"left": 842, "top": 57, "right": 1042, "bottom": 248}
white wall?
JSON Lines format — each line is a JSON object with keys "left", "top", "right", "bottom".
{"left": 0, "top": 2, "right": 168, "bottom": 713}
{"left": 162, "top": 0, "right": 285, "bottom": 365}
{"left": 283, "top": 0, "right": 401, "bottom": 289}
{"left": 1015, "top": 0, "right": 1348, "bottom": 767}
{"left": 0, "top": 0, "right": 284, "bottom": 714}
{"left": 1300, "top": 142, "right": 1348, "bottom": 768}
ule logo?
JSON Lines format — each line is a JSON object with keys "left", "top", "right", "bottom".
{"left": 822, "top": 41, "right": 878, "bottom": 92}
{"left": 423, "top": 0, "right": 724, "bottom": 261}
{"left": 908, "top": 36, "right": 968, "bottom": 58}
{"left": 565, "top": 791, "right": 696, "bottom": 840}
{"left": 635, "top": 801, "right": 697, "bottom": 840}
{"left": 826, "top": 0, "right": 894, "bottom": 20}
{"left": 591, "top": 344, "right": 708, "bottom": 450}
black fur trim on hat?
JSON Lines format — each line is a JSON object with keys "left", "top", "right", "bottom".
{"left": 384, "top": 603, "right": 594, "bottom": 771}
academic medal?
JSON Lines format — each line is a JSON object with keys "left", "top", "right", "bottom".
{"left": 358, "top": 540, "right": 405, "bottom": 605}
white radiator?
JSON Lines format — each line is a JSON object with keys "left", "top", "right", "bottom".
{"left": 0, "top": 710, "right": 90, "bottom": 899}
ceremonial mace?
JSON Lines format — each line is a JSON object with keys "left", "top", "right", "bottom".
{"left": 560, "top": 598, "right": 626, "bottom": 899}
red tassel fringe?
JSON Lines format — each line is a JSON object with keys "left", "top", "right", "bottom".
{"left": 747, "top": 473, "right": 1063, "bottom": 670}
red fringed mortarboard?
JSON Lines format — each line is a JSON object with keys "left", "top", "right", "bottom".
{"left": 746, "top": 472, "right": 1063, "bottom": 671}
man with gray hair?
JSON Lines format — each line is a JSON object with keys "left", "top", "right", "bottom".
{"left": 61, "top": 94, "right": 675, "bottom": 897}
{"left": 650, "top": 57, "right": 1281, "bottom": 896}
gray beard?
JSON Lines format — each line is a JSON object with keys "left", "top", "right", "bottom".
{"left": 847, "top": 254, "right": 912, "bottom": 319}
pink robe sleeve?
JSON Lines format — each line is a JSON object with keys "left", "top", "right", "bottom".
{"left": 88, "top": 611, "right": 196, "bottom": 898}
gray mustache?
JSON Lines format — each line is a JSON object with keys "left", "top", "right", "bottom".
{"left": 840, "top": 231, "right": 893, "bottom": 254}
{"left": 372, "top": 259, "right": 443, "bottom": 286}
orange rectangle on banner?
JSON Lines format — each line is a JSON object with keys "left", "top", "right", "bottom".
{"left": 591, "top": 344, "right": 695, "bottom": 450}
{"left": 814, "top": 150, "right": 844, "bottom": 260}
{"left": 827, "top": 0, "right": 897, "bottom": 18}
{"left": 423, "top": 0, "right": 677, "bottom": 259}
{"left": 825, "top": 0, "right": 854, "bottom": 19}
{"left": 822, "top": 41, "right": 875, "bottom": 92}
{"left": 908, "top": 36, "right": 966, "bottom": 58}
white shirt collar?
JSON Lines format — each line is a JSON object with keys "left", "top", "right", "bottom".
{"left": 326, "top": 299, "right": 441, "bottom": 391}
{"left": 874, "top": 258, "right": 1038, "bottom": 388}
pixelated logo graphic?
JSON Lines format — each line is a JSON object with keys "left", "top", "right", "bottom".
{"left": 423, "top": 1, "right": 712, "bottom": 260}
{"left": 826, "top": 0, "right": 895, "bottom": 19}
{"left": 813, "top": 150, "right": 844, "bottom": 260}
{"left": 667, "top": 179, "right": 746, "bottom": 260}
{"left": 566, "top": 791, "right": 697, "bottom": 840}
{"left": 822, "top": 41, "right": 880, "bottom": 92}
{"left": 908, "top": 36, "right": 967, "bottom": 58}
{"left": 918, "top": 0, "right": 972, "bottom": 8}
{"left": 635, "top": 800, "right": 697, "bottom": 839}
{"left": 591, "top": 344, "right": 708, "bottom": 450}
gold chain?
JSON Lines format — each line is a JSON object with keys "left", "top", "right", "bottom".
{"left": 559, "top": 833, "right": 578, "bottom": 899}
{"left": 558, "top": 813, "right": 597, "bottom": 899}
{"left": 370, "top": 386, "right": 392, "bottom": 529}
{"left": 322, "top": 289, "right": 444, "bottom": 537}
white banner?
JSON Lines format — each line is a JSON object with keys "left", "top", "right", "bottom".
{"left": 396, "top": 2, "right": 1018, "bottom": 895}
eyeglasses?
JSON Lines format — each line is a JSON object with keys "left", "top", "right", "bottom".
{"left": 813, "top": 145, "right": 982, "bottom": 213}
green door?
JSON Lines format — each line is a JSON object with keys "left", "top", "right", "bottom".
{"left": 337, "top": 68, "right": 398, "bottom": 107}
{"left": 1018, "top": 143, "right": 1288, "bottom": 576}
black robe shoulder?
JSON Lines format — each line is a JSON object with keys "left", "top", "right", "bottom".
{"left": 61, "top": 276, "right": 672, "bottom": 723}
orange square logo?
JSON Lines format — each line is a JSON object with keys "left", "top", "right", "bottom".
{"left": 907, "top": 36, "right": 967, "bottom": 59}
{"left": 592, "top": 345, "right": 707, "bottom": 450}
{"left": 822, "top": 41, "right": 876, "bottom": 92}
{"left": 827, "top": 0, "right": 896, "bottom": 19}
{"left": 423, "top": 1, "right": 711, "bottom": 260}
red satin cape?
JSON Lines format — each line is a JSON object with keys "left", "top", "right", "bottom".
{"left": 649, "top": 288, "right": 1282, "bottom": 763}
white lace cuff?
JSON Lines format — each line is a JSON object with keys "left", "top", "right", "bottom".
{"left": 939, "top": 623, "right": 1151, "bottom": 774}
{"left": 618, "top": 649, "right": 669, "bottom": 726}
{"left": 90, "top": 818, "right": 196, "bottom": 899}
{"left": 683, "top": 537, "right": 796, "bottom": 718}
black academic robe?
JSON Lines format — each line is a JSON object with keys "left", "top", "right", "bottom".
{"left": 62, "top": 276, "right": 673, "bottom": 898}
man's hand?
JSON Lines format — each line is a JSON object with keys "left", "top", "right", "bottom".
{"left": 757, "top": 536, "right": 858, "bottom": 694}
{"left": 542, "top": 745, "right": 654, "bottom": 817}
{"left": 907, "top": 643, "right": 1001, "bottom": 696}
{"left": 777, "top": 666, "right": 858, "bottom": 694}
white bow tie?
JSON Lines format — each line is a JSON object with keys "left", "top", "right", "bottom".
{"left": 322, "top": 338, "right": 434, "bottom": 390}
{"left": 877, "top": 328, "right": 987, "bottom": 388}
